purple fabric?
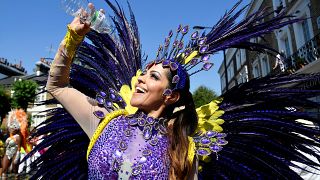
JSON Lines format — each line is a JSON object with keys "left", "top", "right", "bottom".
{"left": 88, "top": 114, "right": 170, "bottom": 179}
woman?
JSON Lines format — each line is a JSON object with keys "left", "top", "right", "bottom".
{"left": 0, "top": 116, "right": 21, "bottom": 178}
{"left": 27, "top": 1, "right": 320, "bottom": 179}
{"left": 46, "top": 8, "right": 198, "bottom": 178}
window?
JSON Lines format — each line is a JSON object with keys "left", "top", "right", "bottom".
{"left": 261, "top": 56, "right": 270, "bottom": 77}
{"left": 236, "top": 50, "right": 241, "bottom": 70}
{"left": 302, "top": 20, "right": 311, "bottom": 43}
{"left": 34, "top": 86, "right": 46, "bottom": 103}
{"left": 220, "top": 74, "right": 226, "bottom": 91}
{"left": 253, "top": 63, "right": 260, "bottom": 78}
{"left": 227, "top": 65, "right": 234, "bottom": 82}
{"left": 284, "top": 37, "right": 290, "bottom": 57}
{"left": 240, "top": 49, "right": 246, "bottom": 65}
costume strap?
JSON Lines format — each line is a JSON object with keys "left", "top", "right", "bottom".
{"left": 86, "top": 109, "right": 128, "bottom": 159}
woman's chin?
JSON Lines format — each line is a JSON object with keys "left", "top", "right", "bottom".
{"left": 129, "top": 99, "right": 141, "bottom": 109}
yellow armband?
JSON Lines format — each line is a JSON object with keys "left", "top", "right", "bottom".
{"left": 62, "top": 25, "right": 85, "bottom": 59}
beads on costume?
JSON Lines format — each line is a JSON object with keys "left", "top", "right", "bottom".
{"left": 192, "top": 131, "right": 228, "bottom": 158}
{"left": 88, "top": 111, "right": 170, "bottom": 179}
{"left": 87, "top": 109, "right": 128, "bottom": 159}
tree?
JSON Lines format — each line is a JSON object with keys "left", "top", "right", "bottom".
{"left": 0, "top": 85, "right": 11, "bottom": 121}
{"left": 192, "top": 86, "right": 219, "bottom": 108}
{"left": 11, "top": 79, "right": 38, "bottom": 111}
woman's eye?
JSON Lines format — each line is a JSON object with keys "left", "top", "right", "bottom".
{"left": 151, "top": 73, "right": 159, "bottom": 80}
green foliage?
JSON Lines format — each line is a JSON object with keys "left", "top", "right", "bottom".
{"left": 11, "top": 80, "right": 38, "bottom": 111}
{"left": 0, "top": 85, "right": 11, "bottom": 119}
{"left": 192, "top": 86, "right": 219, "bottom": 108}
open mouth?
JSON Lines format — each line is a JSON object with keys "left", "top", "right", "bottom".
{"left": 136, "top": 86, "right": 146, "bottom": 93}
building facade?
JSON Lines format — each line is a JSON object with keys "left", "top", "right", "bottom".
{"left": 219, "top": 0, "right": 320, "bottom": 94}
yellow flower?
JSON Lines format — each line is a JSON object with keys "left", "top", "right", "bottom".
{"left": 196, "top": 99, "right": 225, "bottom": 133}
{"left": 187, "top": 136, "right": 196, "bottom": 165}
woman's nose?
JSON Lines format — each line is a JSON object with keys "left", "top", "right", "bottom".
{"left": 137, "top": 74, "right": 145, "bottom": 84}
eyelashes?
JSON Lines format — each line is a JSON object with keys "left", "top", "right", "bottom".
{"left": 140, "top": 70, "right": 160, "bottom": 80}
{"left": 151, "top": 73, "right": 159, "bottom": 80}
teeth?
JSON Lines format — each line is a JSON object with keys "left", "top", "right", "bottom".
{"left": 136, "top": 87, "right": 146, "bottom": 93}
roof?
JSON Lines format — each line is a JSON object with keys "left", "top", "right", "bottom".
{"left": 0, "top": 73, "right": 48, "bottom": 87}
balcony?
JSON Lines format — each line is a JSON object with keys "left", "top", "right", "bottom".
{"left": 285, "top": 33, "right": 320, "bottom": 73}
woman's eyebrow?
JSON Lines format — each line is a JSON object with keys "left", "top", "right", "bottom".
{"left": 150, "top": 70, "right": 162, "bottom": 78}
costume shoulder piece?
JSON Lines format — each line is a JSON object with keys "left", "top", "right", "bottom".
{"left": 191, "top": 74, "right": 320, "bottom": 179}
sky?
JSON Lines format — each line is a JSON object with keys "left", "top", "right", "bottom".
{"left": 0, "top": 0, "right": 250, "bottom": 94}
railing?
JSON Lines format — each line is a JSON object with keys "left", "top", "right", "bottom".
{"left": 285, "top": 33, "right": 320, "bottom": 72}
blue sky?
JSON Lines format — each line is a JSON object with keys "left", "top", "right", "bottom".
{"left": 0, "top": 0, "right": 250, "bottom": 94}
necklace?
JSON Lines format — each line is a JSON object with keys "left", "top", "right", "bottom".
{"left": 127, "top": 111, "right": 168, "bottom": 140}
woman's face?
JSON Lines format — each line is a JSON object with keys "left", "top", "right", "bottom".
{"left": 9, "top": 128, "right": 19, "bottom": 135}
{"left": 130, "top": 63, "right": 171, "bottom": 113}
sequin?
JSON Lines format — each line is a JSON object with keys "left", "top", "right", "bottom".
{"left": 93, "top": 110, "right": 105, "bottom": 119}
{"left": 96, "top": 95, "right": 105, "bottom": 105}
{"left": 88, "top": 113, "right": 170, "bottom": 179}
{"left": 142, "top": 149, "right": 152, "bottom": 156}
{"left": 191, "top": 31, "right": 199, "bottom": 39}
{"left": 197, "top": 148, "right": 211, "bottom": 156}
{"left": 143, "top": 126, "right": 152, "bottom": 140}
{"left": 131, "top": 165, "right": 142, "bottom": 176}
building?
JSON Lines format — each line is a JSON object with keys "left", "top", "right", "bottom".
{"left": 27, "top": 58, "right": 57, "bottom": 127}
{"left": 218, "top": 0, "right": 320, "bottom": 94}
{"left": 0, "top": 58, "right": 58, "bottom": 127}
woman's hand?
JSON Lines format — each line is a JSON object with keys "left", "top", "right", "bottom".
{"left": 69, "top": 3, "right": 95, "bottom": 36}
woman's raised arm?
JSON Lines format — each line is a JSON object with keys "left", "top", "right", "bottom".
{"left": 46, "top": 13, "right": 107, "bottom": 138}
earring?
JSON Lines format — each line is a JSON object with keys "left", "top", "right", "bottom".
{"left": 163, "top": 89, "right": 172, "bottom": 96}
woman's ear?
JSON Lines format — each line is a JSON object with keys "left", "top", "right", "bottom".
{"left": 165, "top": 91, "right": 180, "bottom": 105}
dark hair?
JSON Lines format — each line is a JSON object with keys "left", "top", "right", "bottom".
{"left": 165, "top": 69, "right": 198, "bottom": 179}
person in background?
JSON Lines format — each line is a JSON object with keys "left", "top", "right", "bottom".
{"left": 273, "top": 50, "right": 286, "bottom": 73}
{"left": 0, "top": 120, "right": 21, "bottom": 179}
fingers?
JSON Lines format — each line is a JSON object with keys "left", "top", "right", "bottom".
{"left": 88, "top": 3, "right": 95, "bottom": 11}
{"left": 69, "top": 15, "right": 91, "bottom": 36}
{"left": 88, "top": 3, "right": 95, "bottom": 16}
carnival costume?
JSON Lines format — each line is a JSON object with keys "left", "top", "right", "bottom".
{"left": 25, "top": 1, "right": 320, "bottom": 179}
{"left": 6, "top": 116, "right": 20, "bottom": 162}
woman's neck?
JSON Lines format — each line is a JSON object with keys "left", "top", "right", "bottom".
{"left": 142, "top": 105, "right": 166, "bottom": 118}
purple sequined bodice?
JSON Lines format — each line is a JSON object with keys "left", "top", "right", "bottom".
{"left": 88, "top": 112, "right": 170, "bottom": 179}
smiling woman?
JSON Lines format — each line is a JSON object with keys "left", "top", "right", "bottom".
{"left": 23, "top": 0, "right": 320, "bottom": 180}
{"left": 131, "top": 64, "right": 172, "bottom": 116}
